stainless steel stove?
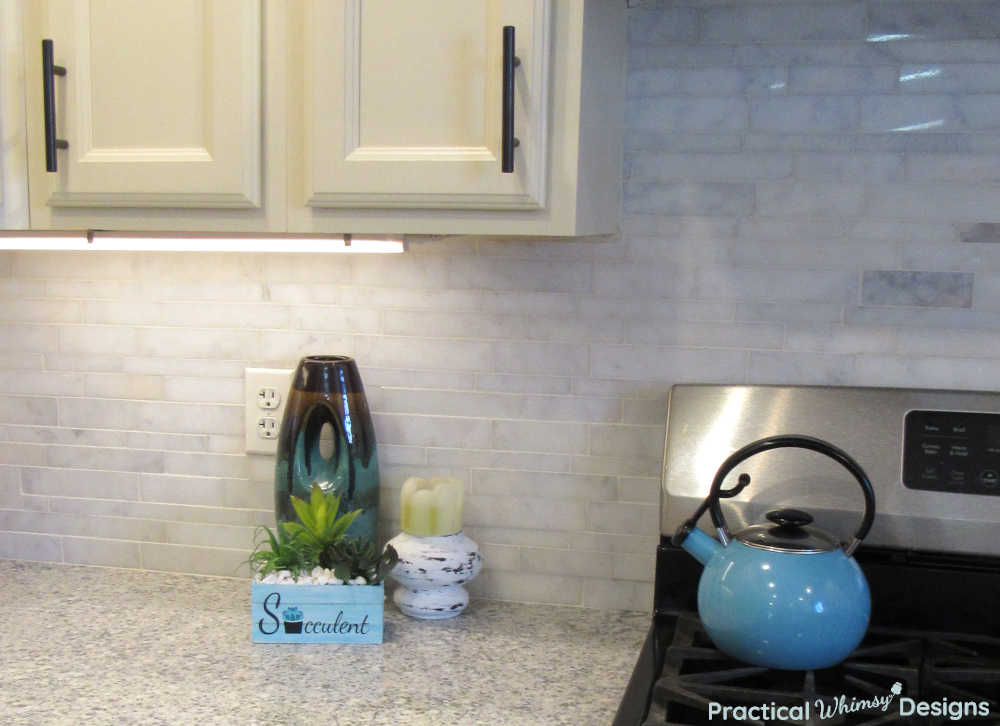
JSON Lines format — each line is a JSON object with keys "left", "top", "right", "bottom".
{"left": 614, "top": 385, "right": 1000, "bottom": 726}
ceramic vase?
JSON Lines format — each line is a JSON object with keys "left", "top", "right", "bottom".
{"left": 387, "top": 531, "right": 482, "bottom": 619}
{"left": 274, "top": 356, "right": 379, "bottom": 544}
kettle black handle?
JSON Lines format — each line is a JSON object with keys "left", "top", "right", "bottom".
{"left": 706, "top": 434, "right": 876, "bottom": 556}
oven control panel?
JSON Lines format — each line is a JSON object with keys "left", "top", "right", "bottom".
{"left": 903, "top": 410, "right": 1000, "bottom": 496}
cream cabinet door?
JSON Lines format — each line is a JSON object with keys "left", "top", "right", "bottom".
{"left": 1, "top": 0, "right": 29, "bottom": 228}
{"left": 24, "top": 0, "right": 265, "bottom": 227}
{"left": 290, "top": 0, "right": 550, "bottom": 220}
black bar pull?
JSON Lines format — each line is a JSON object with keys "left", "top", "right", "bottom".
{"left": 42, "top": 39, "right": 68, "bottom": 173}
{"left": 501, "top": 25, "right": 520, "bottom": 174}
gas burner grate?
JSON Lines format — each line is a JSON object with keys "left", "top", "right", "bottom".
{"left": 923, "top": 633, "right": 1000, "bottom": 717}
{"left": 643, "top": 613, "right": 1000, "bottom": 726}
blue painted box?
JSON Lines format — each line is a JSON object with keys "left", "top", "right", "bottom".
{"left": 251, "top": 583, "right": 384, "bottom": 644}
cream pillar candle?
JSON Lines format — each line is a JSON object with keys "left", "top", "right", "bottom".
{"left": 400, "top": 477, "right": 463, "bottom": 536}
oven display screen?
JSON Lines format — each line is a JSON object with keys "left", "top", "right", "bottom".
{"left": 988, "top": 425, "right": 1000, "bottom": 449}
{"left": 903, "top": 410, "right": 1000, "bottom": 496}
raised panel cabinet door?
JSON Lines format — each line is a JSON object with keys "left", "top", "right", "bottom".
{"left": 26, "top": 0, "right": 261, "bottom": 212}
{"left": 296, "top": 0, "right": 550, "bottom": 211}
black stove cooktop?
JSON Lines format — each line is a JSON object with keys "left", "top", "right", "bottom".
{"left": 643, "top": 612, "right": 1000, "bottom": 726}
{"left": 614, "top": 541, "right": 1000, "bottom": 726}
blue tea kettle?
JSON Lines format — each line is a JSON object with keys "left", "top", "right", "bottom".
{"left": 672, "top": 435, "right": 876, "bottom": 671}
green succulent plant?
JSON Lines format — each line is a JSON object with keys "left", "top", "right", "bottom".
{"left": 280, "top": 483, "right": 362, "bottom": 562}
{"left": 249, "top": 523, "right": 309, "bottom": 578}
{"left": 320, "top": 538, "right": 399, "bottom": 585}
{"left": 249, "top": 483, "right": 398, "bottom": 583}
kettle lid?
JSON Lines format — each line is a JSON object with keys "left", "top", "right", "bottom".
{"left": 735, "top": 508, "right": 840, "bottom": 554}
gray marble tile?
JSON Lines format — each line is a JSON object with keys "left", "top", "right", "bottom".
{"left": 750, "top": 97, "right": 859, "bottom": 133}
{"left": 744, "top": 133, "right": 857, "bottom": 152}
{"left": 0, "top": 395, "right": 57, "bottom": 426}
{"left": 756, "top": 182, "right": 864, "bottom": 218}
{"left": 959, "top": 95, "right": 1000, "bottom": 130}
{"left": 899, "top": 64, "right": 1000, "bottom": 93}
{"left": 695, "top": 266, "right": 859, "bottom": 304}
{"left": 627, "top": 96, "right": 749, "bottom": 133}
{"left": 624, "top": 181, "right": 755, "bottom": 216}
{"left": 628, "top": 44, "right": 735, "bottom": 70}
{"left": 869, "top": 2, "right": 1000, "bottom": 41}
{"left": 908, "top": 155, "right": 1000, "bottom": 183}
{"left": 847, "top": 304, "right": 1000, "bottom": 329}
{"left": 854, "top": 133, "right": 974, "bottom": 153}
{"left": 0, "top": 533, "right": 62, "bottom": 562}
{"left": 884, "top": 40, "right": 1000, "bottom": 64}
{"left": 795, "top": 152, "right": 904, "bottom": 183}
{"left": 861, "top": 270, "right": 974, "bottom": 308}
{"left": 733, "top": 42, "right": 895, "bottom": 67}
{"left": 789, "top": 66, "right": 898, "bottom": 94}
{"left": 958, "top": 223, "right": 1000, "bottom": 244}
{"left": 867, "top": 184, "right": 1000, "bottom": 220}
{"left": 747, "top": 351, "right": 856, "bottom": 386}
{"left": 629, "top": 67, "right": 788, "bottom": 98}
{"left": 860, "top": 95, "right": 963, "bottom": 133}
{"left": 628, "top": 6, "right": 699, "bottom": 44}
{"left": 854, "top": 354, "right": 999, "bottom": 391}
{"left": 625, "top": 131, "right": 743, "bottom": 153}
{"left": 737, "top": 302, "right": 845, "bottom": 323}
{"left": 703, "top": 3, "right": 866, "bottom": 42}
{"left": 627, "top": 152, "right": 792, "bottom": 182}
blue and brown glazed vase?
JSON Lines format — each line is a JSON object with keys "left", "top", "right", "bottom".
{"left": 274, "top": 356, "right": 379, "bottom": 544}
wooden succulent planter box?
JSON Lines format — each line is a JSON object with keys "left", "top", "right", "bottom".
{"left": 251, "top": 583, "right": 384, "bottom": 644}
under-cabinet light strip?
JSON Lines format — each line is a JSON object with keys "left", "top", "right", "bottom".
{"left": 0, "top": 233, "right": 405, "bottom": 253}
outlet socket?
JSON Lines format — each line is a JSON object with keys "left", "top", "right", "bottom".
{"left": 257, "top": 416, "right": 278, "bottom": 439}
{"left": 245, "top": 368, "right": 294, "bottom": 454}
{"left": 257, "top": 387, "right": 281, "bottom": 409}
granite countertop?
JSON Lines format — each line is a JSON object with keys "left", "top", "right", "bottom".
{"left": 0, "top": 560, "right": 648, "bottom": 726}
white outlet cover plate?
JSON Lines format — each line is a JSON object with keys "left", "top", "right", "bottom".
{"left": 245, "top": 368, "right": 294, "bottom": 454}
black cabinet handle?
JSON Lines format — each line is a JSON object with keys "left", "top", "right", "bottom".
{"left": 42, "top": 39, "right": 68, "bottom": 172}
{"left": 501, "top": 26, "right": 520, "bottom": 174}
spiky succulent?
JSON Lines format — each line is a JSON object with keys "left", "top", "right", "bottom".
{"left": 319, "top": 537, "right": 398, "bottom": 585}
{"left": 249, "top": 524, "right": 309, "bottom": 578}
{"left": 280, "top": 483, "right": 362, "bottom": 563}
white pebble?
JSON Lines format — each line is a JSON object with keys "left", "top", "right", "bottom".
{"left": 330, "top": 576, "right": 344, "bottom": 586}
{"left": 349, "top": 576, "right": 367, "bottom": 586}
{"left": 261, "top": 573, "right": 278, "bottom": 584}
{"left": 277, "top": 570, "right": 292, "bottom": 580}
{"left": 296, "top": 575, "right": 313, "bottom": 585}
{"left": 311, "top": 566, "right": 325, "bottom": 579}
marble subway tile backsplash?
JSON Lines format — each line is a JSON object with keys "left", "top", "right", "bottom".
{"left": 3, "top": 0, "right": 1000, "bottom": 612}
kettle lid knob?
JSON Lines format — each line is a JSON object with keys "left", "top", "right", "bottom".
{"left": 766, "top": 508, "right": 814, "bottom": 529}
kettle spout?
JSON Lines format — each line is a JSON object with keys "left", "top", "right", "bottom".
{"left": 674, "top": 524, "right": 723, "bottom": 566}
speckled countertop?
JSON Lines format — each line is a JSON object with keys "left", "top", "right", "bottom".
{"left": 0, "top": 560, "right": 648, "bottom": 726}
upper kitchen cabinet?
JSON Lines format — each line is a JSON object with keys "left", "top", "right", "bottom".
{"left": 21, "top": 0, "right": 285, "bottom": 231}
{"left": 287, "top": 0, "right": 625, "bottom": 236}
{"left": 1, "top": 0, "right": 29, "bottom": 228}
{"left": 13, "top": 0, "right": 624, "bottom": 236}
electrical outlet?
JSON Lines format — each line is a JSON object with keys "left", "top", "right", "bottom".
{"left": 245, "top": 368, "right": 294, "bottom": 454}
{"left": 257, "top": 387, "right": 281, "bottom": 409}
{"left": 257, "top": 416, "right": 278, "bottom": 439}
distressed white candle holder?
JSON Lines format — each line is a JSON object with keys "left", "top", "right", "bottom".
{"left": 387, "top": 531, "right": 482, "bottom": 619}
